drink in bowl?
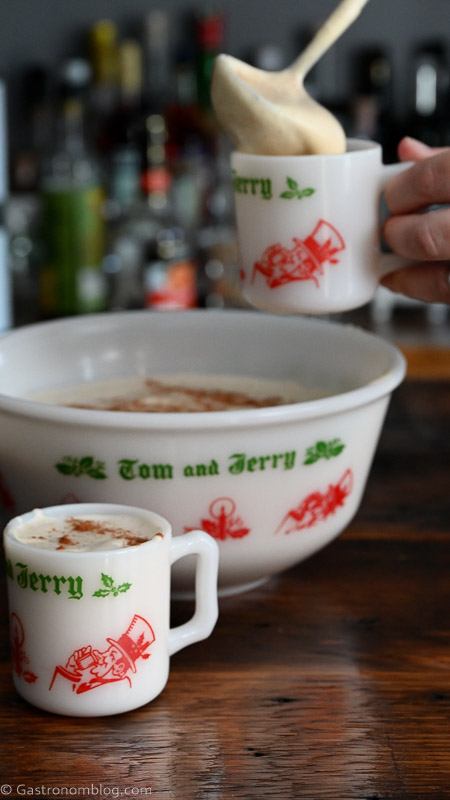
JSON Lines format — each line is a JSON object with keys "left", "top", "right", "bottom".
{"left": 0, "top": 310, "right": 405, "bottom": 595}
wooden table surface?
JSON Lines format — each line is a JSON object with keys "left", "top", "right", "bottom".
{"left": 1, "top": 349, "right": 449, "bottom": 800}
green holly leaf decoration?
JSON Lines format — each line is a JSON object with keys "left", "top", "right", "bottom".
{"left": 79, "top": 456, "right": 94, "bottom": 469}
{"left": 304, "top": 438, "right": 346, "bottom": 465}
{"left": 55, "top": 458, "right": 77, "bottom": 475}
{"left": 280, "top": 178, "right": 316, "bottom": 200}
{"left": 54, "top": 456, "right": 108, "bottom": 479}
{"left": 87, "top": 465, "right": 107, "bottom": 479}
{"left": 92, "top": 574, "right": 132, "bottom": 598}
{"left": 329, "top": 439, "right": 345, "bottom": 457}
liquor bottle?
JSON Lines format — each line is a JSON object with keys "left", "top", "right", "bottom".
{"left": 105, "top": 39, "right": 144, "bottom": 212}
{"left": 89, "top": 19, "right": 120, "bottom": 152}
{"left": 142, "top": 9, "right": 173, "bottom": 114}
{"left": 194, "top": 8, "right": 225, "bottom": 155}
{"left": 165, "top": 38, "right": 210, "bottom": 234}
{"left": 144, "top": 227, "right": 198, "bottom": 310}
{"left": 196, "top": 135, "right": 238, "bottom": 308}
{"left": 119, "top": 39, "right": 144, "bottom": 114}
{"left": 0, "top": 80, "right": 12, "bottom": 330}
{"left": 104, "top": 113, "right": 171, "bottom": 311}
{"left": 166, "top": 40, "right": 202, "bottom": 156}
{"left": 105, "top": 38, "right": 144, "bottom": 154}
{"left": 11, "top": 65, "right": 53, "bottom": 193}
{"left": 142, "top": 115, "right": 198, "bottom": 310}
{"left": 103, "top": 146, "right": 145, "bottom": 311}
{"left": 406, "top": 42, "right": 449, "bottom": 147}
{"left": 350, "top": 47, "right": 397, "bottom": 161}
{"left": 195, "top": 9, "right": 224, "bottom": 112}
{"left": 39, "top": 61, "right": 106, "bottom": 317}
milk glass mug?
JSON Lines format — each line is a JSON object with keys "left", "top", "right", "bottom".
{"left": 3, "top": 503, "right": 219, "bottom": 716}
{"left": 232, "top": 138, "right": 410, "bottom": 314}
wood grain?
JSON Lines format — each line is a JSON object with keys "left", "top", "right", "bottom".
{"left": 400, "top": 345, "right": 450, "bottom": 380}
{"left": 0, "top": 378, "right": 449, "bottom": 799}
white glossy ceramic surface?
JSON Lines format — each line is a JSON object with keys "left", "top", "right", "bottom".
{"left": 3, "top": 502, "right": 219, "bottom": 716}
{"left": 232, "top": 139, "right": 409, "bottom": 314}
{"left": 0, "top": 310, "right": 405, "bottom": 594}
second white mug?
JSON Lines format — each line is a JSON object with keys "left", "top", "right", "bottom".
{"left": 232, "top": 138, "right": 409, "bottom": 315}
{"left": 4, "top": 503, "right": 219, "bottom": 716}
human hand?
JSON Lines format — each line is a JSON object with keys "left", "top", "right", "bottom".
{"left": 381, "top": 136, "right": 450, "bottom": 304}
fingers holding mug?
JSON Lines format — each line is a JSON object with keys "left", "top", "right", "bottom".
{"left": 380, "top": 139, "right": 450, "bottom": 305}
{"left": 381, "top": 262, "right": 450, "bottom": 305}
{"left": 384, "top": 147, "right": 450, "bottom": 214}
{"left": 382, "top": 206, "right": 450, "bottom": 304}
{"left": 384, "top": 206, "right": 450, "bottom": 262}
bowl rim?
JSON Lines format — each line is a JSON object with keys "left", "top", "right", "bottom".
{"left": 0, "top": 310, "right": 406, "bottom": 431}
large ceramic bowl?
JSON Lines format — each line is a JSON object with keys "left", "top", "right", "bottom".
{"left": 0, "top": 310, "right": 405, "bottom": 595}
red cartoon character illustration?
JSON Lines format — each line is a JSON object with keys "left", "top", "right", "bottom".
{"left": 185, "top": 497, "right": 250, "bottom": 541}
{"left": 10, "top": 612, "right": 38, "bottom": 683}
{"left": 49, "top": 614, "right": 155, "bottom": 694}
{"left": 276, "top": 469, "right": 353, "bottom": 535}
{"left": 252, "top": 219, "right": 346, "bottom": 288}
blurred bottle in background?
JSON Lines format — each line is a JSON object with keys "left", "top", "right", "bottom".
{"left": 6, "top": 6, "right": 243, "bottom": 322}
{"left": 104, "top": 38, "right": 144, "bottom": 225}
{"left": 107, "top": 38, "right": 144, "bottom": 154}
{"left": 7, "top": 193, "right": 41, "bottom": 326}
{"left": 11, "top": 65, "right": 53, "bottom": 194}
{"left": 142, "top": 114, "right": 198, "bottom": 310}
{"left": 39, "top": 59, "right": 106, "bottom": 317}
{"left": 89, "top": 19, "right": 120, "bottom": 153}
{"left": 103, "top": 112, "right": 164, "bottom": 312}
{"left": 196, "top": 133, "right": 238, "bottom": 309}
{"left": 195, "top": 8, "right": 225, "bottom": 151}
{"left": 350, "top": 46, "right": 398, "bottom": 161}
{"left": 143, "top": 9, "right": 173, "bottom": 115}
{"left": 195, "top": 8, "right": 223, "bottom": 111}
{"left": 0, "top": 80, "right": 12, "bottom": 330}
{"left": 405, "top": 41, "right": 449, "bottom": 147}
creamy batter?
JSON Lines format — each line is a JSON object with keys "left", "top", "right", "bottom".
{"left": 211, "top": 0, "right": 370, "bottom": 155}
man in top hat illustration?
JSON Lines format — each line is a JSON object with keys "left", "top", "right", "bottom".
{"left": 49, "top": 614, "right": 156, "bottom": 694}
{"left": 252, "top": 219, "right": 346, "bottom": 288}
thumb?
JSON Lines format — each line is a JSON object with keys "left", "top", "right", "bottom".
{"left": 398, "top": 136, "right": 448, "bottom": 162}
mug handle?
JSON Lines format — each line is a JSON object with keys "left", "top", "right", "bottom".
{"left": 168, "top": 531, "right": 219, "bottom": 656}
{"left": 377, "top": 161, "right": 413, "bottom": 278}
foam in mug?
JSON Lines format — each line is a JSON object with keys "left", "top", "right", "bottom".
{"left": 11, "top": 509, "right": 162, "bottom": 551}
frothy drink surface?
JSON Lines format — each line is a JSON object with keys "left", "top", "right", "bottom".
{"left": 33, "top": 373, "right": 329, "bottom": 412}
{"left": 12, "top": 511, "right": 160, "bottom": 551}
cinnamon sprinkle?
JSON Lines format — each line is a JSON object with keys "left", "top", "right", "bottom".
{"left": 56, "top": 534, "right": 76, "bottom": 550}
{"left": 66, "top": 378, "right": 284, "bottom": 413}
{"left": 58, "top": 517, "right": 150, "bottom": 549}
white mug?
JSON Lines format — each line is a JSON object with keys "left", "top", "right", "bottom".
{"left": 3, "top": 502, "right": 219, "bottom": 716}
{"left": 232, "top": 139, "right": 409, "bottom": 314}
